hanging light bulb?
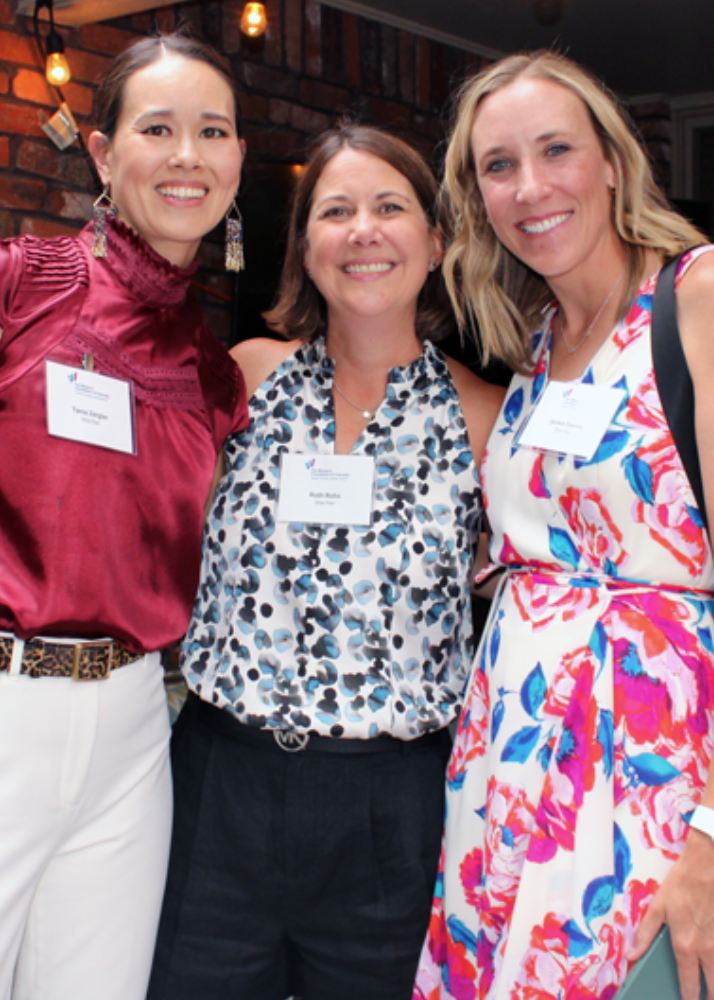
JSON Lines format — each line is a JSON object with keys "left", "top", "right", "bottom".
{"left": 240, "top": 2, "right": 267, "bottom": 38}
{"left": 33, "top": 0, "right": 71, "bottom": 87}
{"left": 45, "top": 26, "right": 71, "bottom": 86}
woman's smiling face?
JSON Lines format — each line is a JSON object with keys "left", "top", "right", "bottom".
{"left": 89, "top": 52, "right": 245, "bottom": 267}
{"left": 471, "top": 76, "right": 616, "bottom": 285}
{"left": 303, "top": 148, "right": 441, "bottom": 331}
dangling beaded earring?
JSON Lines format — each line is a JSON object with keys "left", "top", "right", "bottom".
{"left": 91, "top": 186, "right": 116, "bottom": 259}
{"left": 224, "top": 201, "right": 245, "bottom": 273}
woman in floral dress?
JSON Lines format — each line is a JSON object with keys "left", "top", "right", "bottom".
{"left": 414, "top": 51, "right": 714, "bottom": 1000}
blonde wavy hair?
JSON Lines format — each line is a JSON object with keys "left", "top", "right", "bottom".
{"left": 442, "top": 50, "right": 705, "bottom": 372}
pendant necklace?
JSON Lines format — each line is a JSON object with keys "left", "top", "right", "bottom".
{"left": 332, "top": 380, "right": 377, "bottom": 421}
{"left": 558, "top": 279, "right": 619, "bottom": 355}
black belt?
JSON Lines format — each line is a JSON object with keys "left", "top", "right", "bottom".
{"left": 186, "top": 693, "right": 451, "bottom": 755}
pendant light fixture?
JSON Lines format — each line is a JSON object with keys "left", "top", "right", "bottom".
{"left": 240, "top": 2, "right": 267, "bottom": 38}
{"left": 33, "top": 0, "right": 71, "bottom": 87}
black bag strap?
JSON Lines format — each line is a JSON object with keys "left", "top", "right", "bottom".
{"left": 651, "top": 251, "right": 708, "bottom": 531}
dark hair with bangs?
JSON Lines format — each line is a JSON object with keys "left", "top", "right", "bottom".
{"left": 264, "top": 123, "right": 452, "bottom": 342}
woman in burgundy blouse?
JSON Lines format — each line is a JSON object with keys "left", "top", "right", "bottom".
{"left": 0, "top": 32, "right": 246, "bottom": 1000}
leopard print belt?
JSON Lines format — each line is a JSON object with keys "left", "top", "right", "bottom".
{"left": 0, "top": 636, "right": 141, "bottom": 681}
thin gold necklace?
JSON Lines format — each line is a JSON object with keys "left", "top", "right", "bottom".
{"left": 558, "top": 280, "right": 619, "bottom": 355}
{"left": 332, "top": 380, "right": 377, "bottom": 421}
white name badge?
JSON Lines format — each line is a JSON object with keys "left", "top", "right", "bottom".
{"left": 45, "top": 361, "right": 136, "bottom": 454}
{"left": 277, "top": 453, "right": 375, "bottom": 525}
{"left": 517, "top": 381, "right": 625, "bottom": 460}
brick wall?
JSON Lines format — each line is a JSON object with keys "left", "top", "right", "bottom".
{"left": 0, "top": 0, "right": 485, "bottom": 343}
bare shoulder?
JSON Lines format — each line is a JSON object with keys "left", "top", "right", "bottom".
{"left": 230, "top": 336, "right": 303, "bottom": 397}
{"left": 444, "top": 354, "right": 505, "bottom": 463}
{"left": 678, "top": 250, "right": 714, "bottom": 375}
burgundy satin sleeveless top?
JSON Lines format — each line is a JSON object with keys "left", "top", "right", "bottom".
{"left": 0, "top": 217, "right": 247, "bottom": 652}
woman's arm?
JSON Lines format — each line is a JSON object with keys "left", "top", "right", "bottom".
{"left": 629, "top": 250, "right": 714, "bottom": 1000}
{"left": 444, "top": 356, "right": 505, "bottom": 466}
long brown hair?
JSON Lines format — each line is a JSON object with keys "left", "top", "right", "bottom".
{"left": 265, "top": 123, "right": 451, "bottom": 342}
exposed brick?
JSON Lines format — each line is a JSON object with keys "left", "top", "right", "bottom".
{"left": 0, "top": 208, "right": 13, "bottom": 237}
{"left": 380, "top": 25, "right": 397, "bottom": 99}
{"left": 263, "top": 0, "right": 283, "bottom": 67}
{"left": 0, "top": 1, "right": 14, "bottom": 25}
{"left": 77, "top": 23, "right": 139, "bottom": 56}
{"left": 242, "top": 124, "right": 304, "bottom": 160}
{"left": 269, "top": 98, "right": 329, "bottom": 134}
{"left": 0, "top": 100, "right": 45, "bottom": 138}
{"left": 342, "top": 14, "right": 360, "bottom": 87}
{"left": 0, "top": 29, "right": 37, "bottom": 67}
{"left": 359, "top": 19, "right": 380, "bottom": 95}
{"left": 0, "top": 134, "right": 7, "bottom": 165}
{"left": 0, "top": 174, "right": 46, "bottom": 210}
{"left": 398, "top": 31, "right": 414, "bottom": 104}
{"left": 19, "top": 215, "right": 82, "bottom": 238}
{"left": 0, "top": 69, "right": 8, "bottom": 94}
{"left": 239, "top": 92, "right": 270, "bottom": 122}
{"left": 363, "top": 96, "right": 411, "bottom": 128}
{"left": 16, "top": 139, "right": 93, "bottom": 188}
{"left": 62, "top": 48, "right": 113, "bottom": 86}
{"left": 12, "top": 68, "right": 94, "bottom": 117}
{"left": 47, "top": 188, "right": 94, "bottom": 221}
{"left": 298, "top": 78, "right": 351, "bottom": 112}
{"left": 284, "top": 0, "right": 303, "bottom": 73}
{"left": 304, "top": 0, "right": 321, "bottom": 78}
{"left": 221, "top": 3, "right": 242, "bottom": 54}
{"left": 241, "top": 62, "right": 296, "bottom": 98}
{"left": 131, "top": 8, "right": 175, "bottom": 33}
{"left": 415, "top": 36, "right": 430, "bottom": 111}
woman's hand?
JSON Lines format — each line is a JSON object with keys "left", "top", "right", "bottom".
{"left": 628, "top": 828, "right": 714, "bottom": 1000}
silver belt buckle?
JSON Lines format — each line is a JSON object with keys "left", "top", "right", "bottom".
{"left": 273, "top": 730, "right": 309, "bottom": 752}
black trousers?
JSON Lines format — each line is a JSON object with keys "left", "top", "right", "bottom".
{"left": 147, "top": 695, "right": 450, "bottom": 1000}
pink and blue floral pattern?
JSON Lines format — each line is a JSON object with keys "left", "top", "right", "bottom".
{"left": 414, "top": 251, "right": 714, "bottom": 999}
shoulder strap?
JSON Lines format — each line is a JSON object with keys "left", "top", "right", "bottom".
{"left": 651, "top": 252, "right": 708, "bottom": 531}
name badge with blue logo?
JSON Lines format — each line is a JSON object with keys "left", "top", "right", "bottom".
{"left": 45, "top": 360, "right": 135, "bottom": 454}
{"left": 277, "top": 452, "right": 374, "bottom": 525}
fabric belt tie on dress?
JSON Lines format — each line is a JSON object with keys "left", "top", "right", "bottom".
{"left": 188, "top": 693, "right": 451, "bottom": 755}
{"left": 0, "top": 635, "right": 142, "bottom": 681}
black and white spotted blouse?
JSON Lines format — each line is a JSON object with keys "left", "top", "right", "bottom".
{"left": 182, "top": 336, "right": 483, "bottom": 740}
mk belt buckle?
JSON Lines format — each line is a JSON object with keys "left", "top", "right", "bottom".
{"left": 273, "top": 730, "right": 309, "bottom": 753}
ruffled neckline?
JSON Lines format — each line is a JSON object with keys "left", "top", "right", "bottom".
{"left": 80, "top": 215, "right": 198, "bottom": 308}
{"left": 304, "top": 335, "right": 441, "bottom": 386}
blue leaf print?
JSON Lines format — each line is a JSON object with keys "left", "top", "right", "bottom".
{"left": 520, "top": 662, "right": 546, "bottom": 719}
{"left": 576, "top": 429, "right": 629, "bottom": 468}
{"left": 548, "top": 526, "right": 580, "bottom": 569}
{"left": 598, "top": 709, "right": 614, "bottom": 779}
{"left": 446, "top": 916, "right": 478, "bottom": 955}
{"left": 687, "top": 504, "right": 705, "bottom": 528}
{"left": 491, "top": 698, "right": 505, "bottom": 741}
{"left": 698, "top": 626, "right": 714, "bottom": 655}
{"left": 501, "top": 824, "right": 514, "bottom": 847}
{"left": 582, "top": 875, "right": 614, "bottom": 927}
{"left": 620, "top": 640, "right": 645, "bottom": 677}
{"left": 501, "top": 387, "right": 524, "bottom": 432}
{"left": 613, "top": 822, "right": 632, "bottom": 893}
{"left": 622, "top": 452, "right": 655, "bottom": 504}
{"left": 489, "top": 612, "right": 502, "bottom": 668}
{"left": 537, "top": 736, "right": 553, "bottom": 771}
{"left": 531, "top": 370, "right": 545, "bottom": 403}
{"left": 589, "top": 620, "right": 607, "bottom": 665}
{"left": 562, "top": 919, "right": 593, "bottom": 958}
{"left": 628, "top": 753, "right": 681, "bottom": 787}
{"left": 501, "top": 724, "right": 541, "bottom": 763}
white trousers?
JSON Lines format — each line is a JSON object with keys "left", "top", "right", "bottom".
{"left": 0, "top": 653, "right": 172, "bottom": 1000}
